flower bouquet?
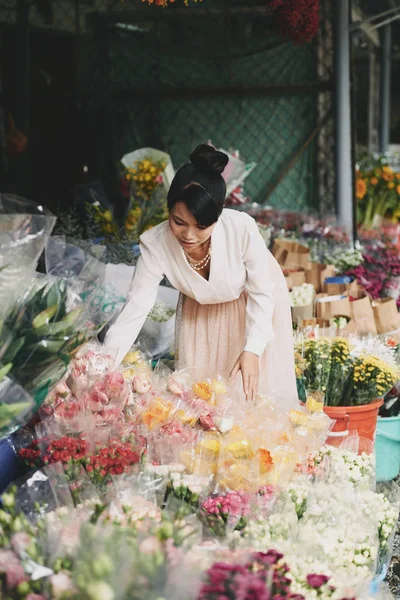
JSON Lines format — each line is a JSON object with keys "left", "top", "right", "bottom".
{"left": 0, "top": 194, "right": 56, "bottom": 321}
{"left": 88, "top": 148, "right": 174, "bottom": 243}
{"left": 356, "top": 157, "right": 400, "bottom": 229}
{"left": 295, "top": 336, "right": 400, "bottom": 407}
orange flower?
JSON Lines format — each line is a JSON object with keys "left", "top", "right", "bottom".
{"left": 397, "top": 185, "right": 400, "bottom": 195}
{"left": 396, "top": 173, "right": 400, "bottom": 181}
{"left": 356, "top": 178, "right": 367, "bottom": 200}
{"left": 259, "top": 448, "right": 274, "bottom": 475}
{"left": 370, "top": 177, "right": 378, "bottom": 186}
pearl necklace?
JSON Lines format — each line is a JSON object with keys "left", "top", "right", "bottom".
{"left": 184, "top": 243, "right": 212, "bottom": 272}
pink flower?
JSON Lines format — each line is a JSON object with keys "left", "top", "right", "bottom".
{"left": 84, "top": 388, "right": 109, "bottom": 411}
{"left": 139, "top": 536, "right": 163, "bottom": 554}
{"left": 6, "top": 563, "right": 28, "bottom": 588}
{"left": 50, "top": 572, "right": 78, "bottom": 599}
{"left": 132, "top": 375, "right": 151, "bottom": 395}
{"left": 0, "top": 550, "right": 19, "bottom": 571}
{"left": 306, "top": 574, "right": 330, "bottom": 588}
{"left": 10, "top": 532, "right": 31, "bottom": 554}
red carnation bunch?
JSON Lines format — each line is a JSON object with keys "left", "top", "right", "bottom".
{"left": 268, "top": 0, "right": 320, "bottom": 44}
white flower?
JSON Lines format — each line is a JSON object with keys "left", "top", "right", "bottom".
{"left": 148, "top": 300, "right": 175, "bottom": 323}
{"left": 289, "top": 283, "right": 315, "bottom": 307}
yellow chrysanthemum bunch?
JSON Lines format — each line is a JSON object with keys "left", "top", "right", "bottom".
{"left": 351, "top": 354, "right": 399, "bottom": 404}
{"left": 125, "top": 158, "right": 166, "bottom": 199}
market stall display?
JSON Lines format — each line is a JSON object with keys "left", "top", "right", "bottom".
{"left": 1, "top": 194, "right": 400, "bottom": 600}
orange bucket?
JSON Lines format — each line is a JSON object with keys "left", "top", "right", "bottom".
{"left": 324, "top": 399, "right": 383, "bottom": 445}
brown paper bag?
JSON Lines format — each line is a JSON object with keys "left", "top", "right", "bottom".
{"left": 331, "top": 315, "right": 357, "bottom": 334}
{"left": 285, "top": 269, "right": 306, "bottom": 289}
{"left": 350, "top": 294, "right": 377, "bottom": 335}
{"left": 372, "top": 298, "right": 400, "bottom": 334}
{"left": 306, "top": 263, "right": 336, "bottom": 294}
{"left": 324, "top": 282, "right": 351, "bottom": 295}
{"left": 273, "top": 240, "right": 310, "bottom": 270}
{"left": 299, "top": 318, "right": 331, "bottom": 329}
{"left": 291, "top": 303, "right": 314, "bottom": 323}
{"left": 316, "top": 294, "right": 351, "bottom": 319}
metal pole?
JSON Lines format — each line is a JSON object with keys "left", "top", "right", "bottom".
{"left": 334, "top": 0, "right": 354, "bottom": 238}
{"left": 15, "top": 0, "right": 30, "bottom": 196}
{"left": 379, "top": 24, "right": 392, "bottom": 153}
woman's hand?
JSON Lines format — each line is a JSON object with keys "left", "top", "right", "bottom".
{"left": 229, "top": 351, "right": 259, "bottom": 401}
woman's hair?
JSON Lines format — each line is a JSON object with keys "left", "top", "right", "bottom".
{"left": 167, "top": 144, "right": 229, "bottom": 227}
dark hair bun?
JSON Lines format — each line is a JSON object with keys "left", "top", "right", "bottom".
{"left": 190, "top": 144, "right": 229, "bottom": 177}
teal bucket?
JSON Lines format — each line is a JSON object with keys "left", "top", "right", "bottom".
{"left": 375, "top": 416, "right": 400, "bottom": 482}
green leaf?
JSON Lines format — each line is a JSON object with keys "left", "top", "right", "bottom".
{"left": 33, "top": 308, "right": 82, "bottom": 337}
{"left": 32, "top": 305, "right": 59, "bottom": 329}
{"left": 0, "top": 363, "right": 12, "bottom": 382}
{"left": 2, "top": 337, "right": 26, "bottom": 363}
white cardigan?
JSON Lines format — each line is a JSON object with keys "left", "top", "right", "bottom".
{"left": 104, "top": 209, "right": 276, "bottom": 364}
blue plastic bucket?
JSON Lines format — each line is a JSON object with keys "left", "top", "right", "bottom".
{"left": 375, "top": 416, "right": 400, "bottom": 482}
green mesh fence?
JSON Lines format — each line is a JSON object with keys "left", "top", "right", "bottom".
{"left": 81, "top": 9, "right": 320, "bottom": 211}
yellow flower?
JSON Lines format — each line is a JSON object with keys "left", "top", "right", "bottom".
{"left": 289, "top": 410, "right": 308, "bottom": 427}
{"left": 396, "top": 185, "right": 400, "bottom": 195}
{"left": 103, "top": 210, "right": 113, "bottom": 222}
{"left": 396, "top": 173, "right": 400, "bottom": 181}
{"left": 306, "top": 397, "right": 324, "bottom": 413}
{"left": 370, "top": 177, "right": 378, "bottom": 186}
{"left": 356, "top": 179, "right": 367, "bottom": 200}
{"left": 383, "top": 166, "right": 393, "bottom": 175}
{"left": 388, "top": 182, "right": 395, "bottom": 190}
{"left": 383, "top": 172, "right": 394, "bottom": 182}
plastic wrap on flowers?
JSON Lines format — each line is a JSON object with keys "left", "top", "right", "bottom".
{"left": 0, "top": 265, "right": 123, "bottom": 409}
{"left": 0, "top": 376, "right": 35, "bottom": 438}
{"left": 4, "top": 467, "right": 75, "bottom": 524}
{"left": 295, "top": 482, "right": 380, "bottom": 585}
{"left": 0, "top": 194, "right": 56, "bottom": 321}
{"left": 374, "top": 481, "right": 400, "bottom": 579}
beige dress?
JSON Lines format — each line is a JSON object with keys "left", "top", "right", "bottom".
{"left": 104, "top": 209, "right": 298, "bottom": 409}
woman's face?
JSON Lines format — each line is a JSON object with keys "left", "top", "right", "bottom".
{"left": 169, "top": 202, "right": 216, "bottom": 251}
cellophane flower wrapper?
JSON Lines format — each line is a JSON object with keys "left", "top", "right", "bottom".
{"left": 109, "top": 470, "right": 165, "bottom": 516}
{"left": 41, "top": 503, "right": 93, "bottom": 568}
{"left": 0, "top": 264, "right": 122, "bottom": 411}
{"left": 374, "top": 481, "right": 400, "bottom": 577}
{"left": 7, "top": 467, "right": 75, "bottom": 525}
{"left": 295, "top": 481, "right": 380, "bottom": 585}
{"left": 0, "top": 375, "right": 36, "bottom": 438}
{"left": 304, "top": 437, "right": 376, "bottom": 491}
{"left": 69, "top": 518, "right": 179, "bottom": 600}
{"left": 135, "top": 389, "right": 182, "bottom": 433}
{"left": 0, "top": 194, "right": 56, "bottom": 321}
{"left": 198, "top": 490, "right": 252, "bottom": 539}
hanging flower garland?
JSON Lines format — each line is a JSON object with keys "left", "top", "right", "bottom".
{"left": 267, "top": 0, "right": 320, "bottom": 44}
{"left": 140, "top": 0, "right": 320, "bottom": 44}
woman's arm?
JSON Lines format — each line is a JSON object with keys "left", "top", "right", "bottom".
{"left": 104, "top": 236, "right": 164, "bottom": 365}
{"left": 243, "top": 217, "right": 275, "bottom": 357}
{"left": 230, "top": 216, "right": 275, "bottom": 400}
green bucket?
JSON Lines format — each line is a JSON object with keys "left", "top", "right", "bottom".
{"left": 375, "top": 416, "right": 400, "bottom": 482}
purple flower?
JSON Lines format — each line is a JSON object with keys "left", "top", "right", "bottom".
{"left": 306, "top": 574, "right": 330, "bottom": 589}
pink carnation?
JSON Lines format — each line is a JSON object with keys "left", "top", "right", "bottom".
{"left": 306, "top": 574, "right": 330, "bottom": 588}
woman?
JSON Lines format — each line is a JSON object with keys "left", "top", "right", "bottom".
{"left": 104, "top": 144, "right": 297, "bottom": 405}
